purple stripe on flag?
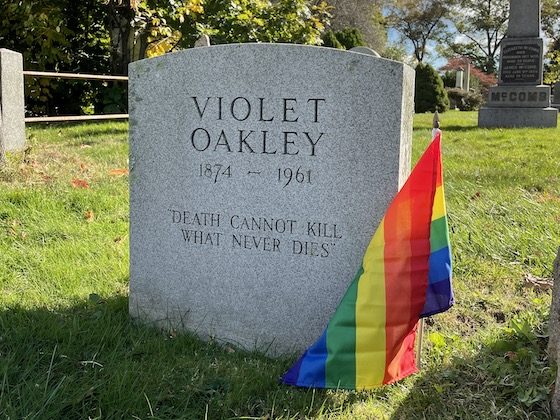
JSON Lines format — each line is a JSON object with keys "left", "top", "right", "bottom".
{"left": 281, "top": 353, "right": 304, "bottom": 385}
{"left": 282, "top": 329, "right": 328, "bottom": 387}
{"left": 420, "top": 278, "right": 454, "bottom": 317}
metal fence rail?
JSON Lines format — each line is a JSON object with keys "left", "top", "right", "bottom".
{"left": 23, "top": 70, "right": 129, "bottom": 123}
{"left": 25, "top": 114, "right": 129, "bottom": 123}
{"left": 23, "top": 70, "right": 128, "bottom": 81}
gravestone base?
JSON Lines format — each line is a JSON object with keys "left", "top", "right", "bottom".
{"left": 478, "top": 106, "right": 558, "bottom": 128}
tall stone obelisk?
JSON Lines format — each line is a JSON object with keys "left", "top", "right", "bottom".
{"left": 478, "top": 0, "right": 558, "bottom": 128}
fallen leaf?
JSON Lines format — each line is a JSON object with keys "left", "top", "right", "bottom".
{"left": 523, "top": 273, "right": 553, "bottom": 291}
{"left": 113, "top": 236, "right": 123, "bottom": 243}
{"left": 72, "top": 178, "right": 90, "bottom": 189}
{"left": 536, "top": 192, "right": 560, "bottom": 203}
{"left": 109, "top": 168, "right": 129, "bottom": 176}
{"left": 504, "top": 351, "right": 518, "bottom": 361}
{"left": 80, "top": 163, "right": 88, "bottom": 172}
{"left": 84, "top": 210, "right": 95, "bottom": 222}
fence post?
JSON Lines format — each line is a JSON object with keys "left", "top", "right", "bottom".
{"left": 0, "top": 49, "right": 25, "bottom": 152}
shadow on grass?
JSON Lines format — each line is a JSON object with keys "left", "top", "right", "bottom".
{"left": 0, "top": 295, "right": 369, "bottom": 419}
{"left": 391, "top": 322, "right": 553, "bottom": 419}
{"left": 2, "top": 296, "right": 554, "bottom": 419}
{"left": 437, "top": 125, "right": 481, "bottom": 132}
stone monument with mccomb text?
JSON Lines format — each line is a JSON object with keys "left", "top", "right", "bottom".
{"left": 478, "top": 0, "right": 558, "bottom": 127}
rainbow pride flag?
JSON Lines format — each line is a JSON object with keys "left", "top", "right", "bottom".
{"left": 282, "top": 132, "right": 453, "bottom": 389}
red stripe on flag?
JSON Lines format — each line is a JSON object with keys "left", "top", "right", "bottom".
{"left": 383, "top": 137, "right": 440, "bottom": 383}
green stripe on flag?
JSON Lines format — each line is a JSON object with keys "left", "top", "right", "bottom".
{"left": 325, "top": 267, "right": 361, "bottom": 388}
{"left": 430, "top": 216, "right": 449, "bottom": 252}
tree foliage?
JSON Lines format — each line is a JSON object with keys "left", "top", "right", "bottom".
{"left": 441, "top": 57, "right": 497, "bottom": 88}
{"left": 386, "top": 0, "right": 452, "bottom": 63}
{"left": 447, "top": 0, "right": 509, "bottom": 73}
{"left": 0, "top": 0, "right": 330, "bottom": 116}
{"left": 446, "top": 88, "right": 484, "bottom": 110}
{"left": 325, "top": 0, "right": 387, "bottom": 52}
{"left": 545, "top": 39, "right": 560, "bottom": 84}
{"left": 414, "top": 63, "right": 449, "bottom": 113}
{"left": 322, "top": 28, "right": 365, "bottom": 50}
{"left": 199, "top": 0, "right": 330, "bottom": 46}
{"left": 542, "top": 0, "right": 560, "bottom": 42}
{"left": 322, "top": 30, "right": 344, "bottom": 49}
{"left": 542, "top": 0, "right": 560, "bottom": 84}
{"left": 0, "top": 0, "right": 113, "bottom": 115}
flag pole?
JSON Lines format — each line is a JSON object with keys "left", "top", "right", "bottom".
{"left": 417, "top": 111, "right": 441, "bottom": 368}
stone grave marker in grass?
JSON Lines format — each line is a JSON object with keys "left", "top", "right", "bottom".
{"left": 128, "top": 44, "right": 414, "bottom": 355}
{"left": 478, "top": 0, "right": 558, "bottom": 127}
{"left": 0, "top": 49, "right": 25, "bottom": 153}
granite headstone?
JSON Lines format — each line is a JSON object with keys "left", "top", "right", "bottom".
{"left": 478, "top": 0, "right": 558, "bottom": 127}
{"left": 129, "top": 44, "right": 414, "bottom": 354}
{"left": 0, "top": 49, "right": 26, "bottom": 152}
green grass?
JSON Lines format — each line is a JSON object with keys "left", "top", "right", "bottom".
{"left": 1, "top": 112, "right": 559, "bottom": 419}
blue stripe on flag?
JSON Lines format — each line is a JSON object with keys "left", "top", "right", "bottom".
{"left": 428, "top": 246, "right": 452, "bottom": 284}
{"left": 295, "top": 329, "right": 328, "bottom": 387}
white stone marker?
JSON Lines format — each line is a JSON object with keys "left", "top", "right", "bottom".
{"left": 0, "top": 49, "right": 26, "bottom": 152}
{"left": 129, "top": 44, "right": 414, "bottom": 355}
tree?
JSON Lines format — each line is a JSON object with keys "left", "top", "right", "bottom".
{"left": 0, "top": 0, "right": 114, "bottom": 115}
{"left": 542, "top": 0, "right": 560, "bottom": 43}
{"left": 322, "top": 30, "right": 344, "bottom": 49}
{"left": 545, "top": 39, "right": 560, "bottom": 84}
{"left": 542, "top": 0, "right": 560, "bottom": 84}
{"left": 414, "top": 63, "right": 449, "bottom": 113}
{"left": 324, "top": 0, "right": 387, "bottom": 52}
{"left": 198, "top": 0, "right": 330, "bottom": 46}
{"left": 447, "top": 0, "right": 509, "bottom": 74}
{"left": 441, "top": 57, "right": 497, "bottom": 88}
{"left": 322, "top": 28, "right": 366, "bottom": 49}
{"left": 386, "top": 0, "right": 453, "bottom": 63}
{"left": 0, "top": 0, "right": 331, "bottom": 115}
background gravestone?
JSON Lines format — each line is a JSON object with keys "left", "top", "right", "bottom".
{"left": 129, "top": 44, "right": 414, "bottom": 354}
{"left": 0, "top": 49, "right": 26, "bottom": 152}
{"left": 553, "top": 81, "right": 560, "bottom": 109}
{"left": 478, "top": 0, "right": 558, "bottom": 128}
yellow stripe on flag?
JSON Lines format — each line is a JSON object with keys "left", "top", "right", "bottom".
{"left": 355, "top": 220, "right": 386, "bottom": 388}
{"left": 432, "top": 185, "right": 446, "bottom": 221}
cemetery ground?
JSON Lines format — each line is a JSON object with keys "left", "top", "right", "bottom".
{"left": 0, "top": 111, "right": 559, "bottom": 419}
